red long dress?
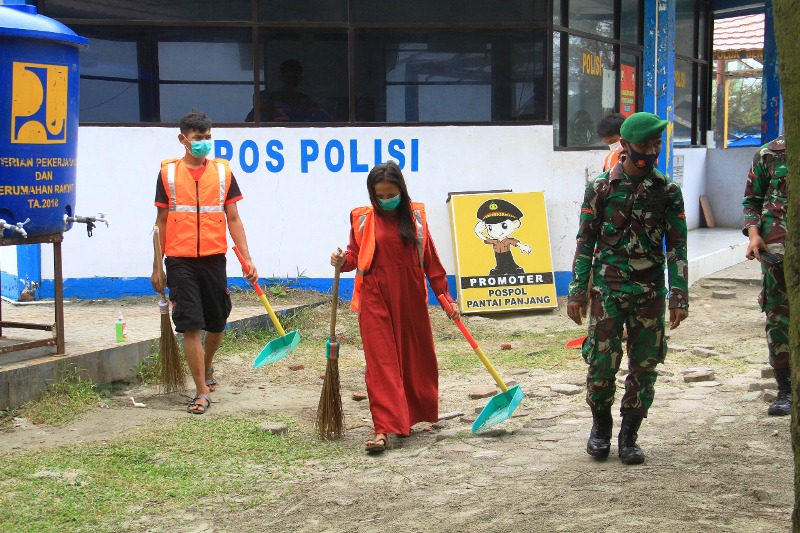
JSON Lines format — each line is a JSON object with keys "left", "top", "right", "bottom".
{"left": 342, "top": 211, "right": 451, "bottom": 436}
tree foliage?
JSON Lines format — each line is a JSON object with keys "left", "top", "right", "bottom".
{"left": 711, "top": 71, "right": 763, "bottom": 136}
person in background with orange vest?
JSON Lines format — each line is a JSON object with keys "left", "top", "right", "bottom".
{"left": 330, "top": 161, "right": 458, "bottom": 453}
{"left": 151, "top": 110, "right": 258, "bottom": 414}
{"left": 597, "top": 112, "right": 626, "bottom": 172}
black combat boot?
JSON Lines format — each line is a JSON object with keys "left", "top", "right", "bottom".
{"left": 586, "top": 409, "right": 613, "bottom": 459}
{"left": 768, "top": 367, "right": 792, "bottom": 416}
{"left": 618, "top": 414, "right": 645, "bottom": 465}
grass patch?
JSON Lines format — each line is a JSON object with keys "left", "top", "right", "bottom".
{"left": 134, "top": 351, "right": 162, "bottom": 386}
{"left": 0, "top": 415, "right": 344, "bottom": 533}
{"left": 221, "top": 301, "right": 325, "bottom": 354}
{"left": 435, "top": 324, "right": 587, "bottom": 373}
{"left": 0, "top": 407, "right": 21, "bottom": 430}
{"left": 220, "top": 324, "right": 275, "bottom": 353}
{"left": 21, "top": 366, "right": 101, "bottom": 426}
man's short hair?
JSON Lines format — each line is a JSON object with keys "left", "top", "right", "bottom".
{"left": 179, "top": 110, "right": 212, "bottom": 134}
{"left": 596, "top": 112, "right": 626, "bottom": 138}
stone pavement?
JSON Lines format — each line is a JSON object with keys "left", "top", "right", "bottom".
{"left": 701, "top": 255, "right": 761, "bottom": 284}
{"left": 0, "top": 258, "right": 761, "bottom": 409}
{"left": 0, "top": 294, "right": 322, "bottom": 409}
{"left": 0, "top": 297, "right": 273, "bottom": 365}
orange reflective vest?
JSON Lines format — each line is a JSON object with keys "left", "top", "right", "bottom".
{"left": 350, "top": 202, "right": 427, "bottom": 312}
{"left": 603, "top": 146, "right": 623, "bottom": 172}
{"left": 160, "top": 157, "right": 232, "bottom": 257}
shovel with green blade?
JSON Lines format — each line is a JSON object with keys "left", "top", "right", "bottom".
{"left": 438, "top": 295, "right": 525, "bottom": 433}
{"left": 233, "top": 246, "right": 300, "bottom": 368}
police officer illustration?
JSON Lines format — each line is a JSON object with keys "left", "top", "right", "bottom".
{"left": 474, "top": 198, "right": 532, "bottom": 276}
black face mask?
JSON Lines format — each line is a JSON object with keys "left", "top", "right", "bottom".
{"left": 627, "top": 146, "right": 659, "bottom": 174}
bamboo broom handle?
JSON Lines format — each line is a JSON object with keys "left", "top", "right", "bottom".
{"left": 152, "top": 226, "right": 166, "bottom": 294}
{"left": 330, "top": 265, "right": 341, "bottom": 339}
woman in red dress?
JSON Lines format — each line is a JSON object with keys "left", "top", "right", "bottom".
{"left": 331, "top": 161, "right": 458, "bottom": 453}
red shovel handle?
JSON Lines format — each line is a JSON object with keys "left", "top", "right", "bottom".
{"left": 437, "top": 294, "right": 478, "bottom": 350}
{"left": 232, "top": 246, "right": 263, "bottom": 296}
{"left": 437, "top": 294, "right": 507, "bottom": 392}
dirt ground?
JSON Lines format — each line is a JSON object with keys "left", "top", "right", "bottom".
{"left": 1, "top": 261, "right": 794, "bottom": 532}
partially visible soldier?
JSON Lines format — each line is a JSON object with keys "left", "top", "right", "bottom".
{"left": 742, "top": 132, "right": 790, "bottom": 416}
{"left": 567, "top": 112, "right": 689, "bottom": 465}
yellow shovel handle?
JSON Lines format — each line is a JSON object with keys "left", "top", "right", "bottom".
{"left": 437, "top": 294, "right": 508, "bottom": 392}
{"left": 472, "top": 345, "right": 509, "bottom": 393}
{"left": 233, "top": 246, "right": 286, "bottom": 337}
{"left": 258, "top": 293, "right": 287, "bottom": 337}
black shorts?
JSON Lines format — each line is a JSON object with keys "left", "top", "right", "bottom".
{"left": 165, "top": 254, "right": 232, "bottom": 333}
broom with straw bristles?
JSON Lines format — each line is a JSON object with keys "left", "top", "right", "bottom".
{"left": 315, "top": 264, "right": 344, "bottom": 440}
{"left": 153, "top": 226, "right": 186, "bottom": 394}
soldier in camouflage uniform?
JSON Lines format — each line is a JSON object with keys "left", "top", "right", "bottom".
{"left": 567, "top": 112, "right": 689, "bottom": 465}
{"left": 742, "top": 133, "right": 789, "bottom": 416}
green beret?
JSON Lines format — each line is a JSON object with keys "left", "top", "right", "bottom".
{"left": 620, "top": 112, "right": 668, "bottom": 144}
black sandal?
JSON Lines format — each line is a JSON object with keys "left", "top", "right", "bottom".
{"left": 205, "top": 367, "right": 218, "bottom": 392}
{"left": 187, "top": 393, "right": 211, "bottom": 414}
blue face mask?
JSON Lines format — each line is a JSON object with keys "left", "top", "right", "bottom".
{"left": 188, "top": 139, "right": 213, "bottom": 158}
{"left": 378, "top": 194, "right": 401, "bottom": 211}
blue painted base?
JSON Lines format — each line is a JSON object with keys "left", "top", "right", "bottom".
{"left": 1, "top": 269, "right": 20, "bottom": 300}
{"left": 37, "top": 272, "right": 574, "bottom": 302}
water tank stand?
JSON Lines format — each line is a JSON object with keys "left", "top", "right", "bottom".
{"left": 0, "top": 233, "right": 65, "bottom": 356}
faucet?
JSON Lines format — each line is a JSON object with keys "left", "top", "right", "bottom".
{"left": 63, "top": 213, "right": 109, "bottom": 237}
{"left": 0, "top": 218, "right": 30, "bottom": 238}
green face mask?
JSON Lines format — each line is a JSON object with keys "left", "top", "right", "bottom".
{"left": 378, "top": 194, "right": 401, "bottom": 211}
{"left": 188, "top": 139, "right": 213, "bottom": 158}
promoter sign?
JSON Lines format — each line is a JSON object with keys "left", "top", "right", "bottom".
{"left": 448, "top": 192, "right": 557, "bottom": 314}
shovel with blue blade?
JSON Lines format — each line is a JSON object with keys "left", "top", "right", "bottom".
{"left": 438, "top": 295, "right": 525, "bottom": 433}
{"left": 233, "top": 246, "right": 300, "bottom": 368}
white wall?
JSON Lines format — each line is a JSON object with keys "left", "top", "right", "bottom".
{"left": 705, "top": 147, "right": 755, "bottom": 229}
{"left": 0, "top": 245, "right": 18, "bottom": 296}
{"left": 33, "top": 124, "right": 709, "bottom": 293}
{"left": 674, "top": 147, "right": 707, "bottom": 230}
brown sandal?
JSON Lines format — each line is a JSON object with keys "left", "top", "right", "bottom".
{"left": 365, "top": 434, "right": 387, "bottom": 453}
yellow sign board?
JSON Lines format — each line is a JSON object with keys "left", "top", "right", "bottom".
{"left": 447, "top": 192, "right": 557, "bottom": 314}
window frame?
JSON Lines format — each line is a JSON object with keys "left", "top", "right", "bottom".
{"left": 47, "top": 0, "right": 552, "bottom": 127}
{"left": 553, "top": 0, "right": 644, "bottom": 150}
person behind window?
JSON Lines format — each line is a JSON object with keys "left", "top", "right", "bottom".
{"left": 568, "top": 109, "right": 595, "bottom": 146}
{"left": 152, "top": 110, "right": 258, "bottom": 414}
{"left": 567, "top": 112, "right": 689, "bottom": 466}
{"left": 329, "top": 161, "right": 458, "bottom": 454}
{"left": 742, "top": 132, "right": 790, "bottom": 416}
{"left": 246, "top": 59, "right": 332, "bottom": 122}
{"left": 597, "top": 112, "right": 626, "bottom": 172}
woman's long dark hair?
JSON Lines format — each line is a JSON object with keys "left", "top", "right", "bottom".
{"left": 367, "top": 161, "right": 416, "bottom": 246}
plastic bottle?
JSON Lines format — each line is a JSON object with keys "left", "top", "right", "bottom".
{"left": 115, "top": 312, "right": 128, "bottom": 342}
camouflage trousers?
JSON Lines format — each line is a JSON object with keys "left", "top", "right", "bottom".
{"left": 581, "top": 289, "right": 667, "bottom": 417}
{"left": 760, "top": 260, "right": 789, "bottom": 369}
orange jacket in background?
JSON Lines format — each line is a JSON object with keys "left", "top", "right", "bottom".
{"left": 603, "top": 146, "right": 624, "bottom": 172}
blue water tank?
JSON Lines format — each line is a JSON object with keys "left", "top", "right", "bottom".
{"left": 0, "top": 3, "right": 87, "bottom": 238}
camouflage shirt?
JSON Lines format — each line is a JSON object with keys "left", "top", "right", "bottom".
{"left": 568, "top": 164, "right": 689, "bottom": 310}
{"left": 742, "top": 134, "right": 787, "bottom": 248}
